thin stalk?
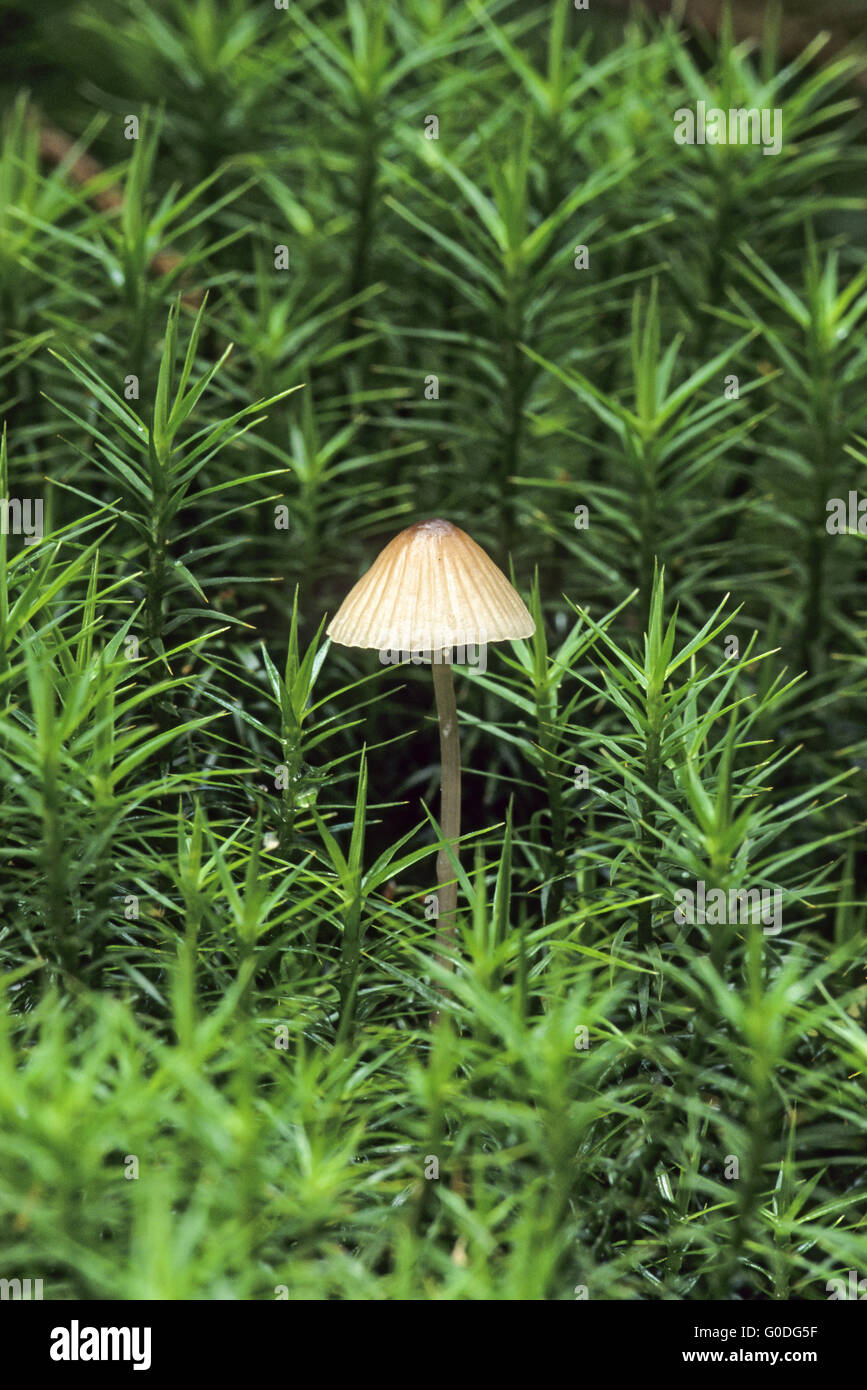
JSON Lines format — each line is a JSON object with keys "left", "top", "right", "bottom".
{"left": 432, "top": 657, "right": 461, "bottom": 971}
{"left": 500, "top": 273, "right": 527, "bottom": 551}
{"left": 716, "top": 925, "right": 773, "bottom": 1297}
{"left": 638, "top": 452, "right": 659, "bottom": 634}
{"left": 346, "top": 125, "right": 380, "bottom": 334}
{"left": 278, "top": 732, "right": 303, "bottom": 855}
{"left": 636, "top": 679, "right": 663, "bottom": 950}
{"left": 536, "top": 684, "right": 567, "bottom": 923}
{"left": 802, "top": 366, "right": 834, "bottom": 677}
{"left": 41, "top": 741, "right": 71, "bottom": 974}
{"left": 145, "top": 485, "right": 169, "bottom": 657}
{"left": 336, "top": 904, "right": 362, "bottom": 1045}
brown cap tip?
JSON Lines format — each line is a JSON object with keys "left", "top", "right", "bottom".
{"left": 326, "top": 519, "right": 535, "bottom": 653}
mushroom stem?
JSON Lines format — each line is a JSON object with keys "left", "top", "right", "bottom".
{"left": 432, "top": 654, "right": 461, "bottom": 971}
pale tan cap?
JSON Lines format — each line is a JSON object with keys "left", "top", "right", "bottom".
{"left": 326, "top": 518, "right": 535, "bottom": 653}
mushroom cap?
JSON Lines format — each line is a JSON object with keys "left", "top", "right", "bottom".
{"left": 326, "top": 518, "right": 535, "bottom": 653}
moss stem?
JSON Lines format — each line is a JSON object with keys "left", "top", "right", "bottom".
{"left": 432, "top": 656, "right": 461, "bottom": 973}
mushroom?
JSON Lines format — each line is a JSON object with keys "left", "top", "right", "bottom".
{"left": 326, "top": 518, "right": 535, "bottom": 980}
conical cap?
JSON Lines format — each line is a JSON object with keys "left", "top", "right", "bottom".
{"left": 326, "top": 518, "right": 534, "bottom": 653}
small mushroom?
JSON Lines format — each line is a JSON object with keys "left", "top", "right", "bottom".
{"left": 327, "top": 518, "right": 534, "bottom": 979}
